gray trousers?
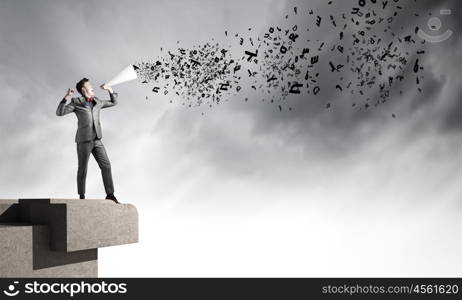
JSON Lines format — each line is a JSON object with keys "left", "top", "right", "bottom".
{"left": 77, "top": 139, "right": 114, "bottom": 196}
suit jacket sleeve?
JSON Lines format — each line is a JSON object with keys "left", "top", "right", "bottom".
{"left": 56, "top": 97, "right": 76, "bottom": 116}
{"left": 100, "top": 92, "right": 118, "bottom": 109}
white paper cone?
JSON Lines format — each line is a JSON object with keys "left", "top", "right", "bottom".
{"left": 106, "top": 65, "right": 138, "bottom": 87}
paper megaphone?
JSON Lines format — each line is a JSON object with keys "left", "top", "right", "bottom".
{"left": 106, "top": 65, "right": 138, "bottom": 87}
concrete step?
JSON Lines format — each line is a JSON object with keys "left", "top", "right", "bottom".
{"left": 0, "top": 198, "right": 138, "bottom": 277}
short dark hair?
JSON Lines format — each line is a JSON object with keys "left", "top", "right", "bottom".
{"left": 76, "top": 78, "right": 90, "bottom": 95}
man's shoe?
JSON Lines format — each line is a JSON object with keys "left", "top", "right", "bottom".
{"left": 79, "top": 194, "right": 85, "bottom": 199}
{"left": 106, "top": 194, "right": 120, "bottom": 204}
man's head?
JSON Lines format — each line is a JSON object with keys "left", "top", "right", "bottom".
{"left": 76, "top": 78, "right": 95, "bottom": 98}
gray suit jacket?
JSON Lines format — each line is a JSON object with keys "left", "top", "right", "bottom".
{"left": 56, "top": 92, "right": 118, "bottom": 143}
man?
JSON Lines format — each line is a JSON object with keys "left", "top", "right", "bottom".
{"left": 56, "top": 78, "right": 119, "bottom": 203}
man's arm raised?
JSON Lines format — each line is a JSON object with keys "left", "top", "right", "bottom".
{"left": 56, "top": 88, "right": 76, "bottom": 116}
{"left": 100, "top": 83, "right": 118, "bottom": 109}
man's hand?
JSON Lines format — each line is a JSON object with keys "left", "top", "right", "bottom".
{"left": 64, "top": 88, "right": 74, "bottom": 99}
{"left": 100, "top": 83, "right": 114, "bottom": 94}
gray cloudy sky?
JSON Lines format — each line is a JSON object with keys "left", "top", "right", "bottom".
{"left": 1, "top": 0, "right": 462, "bottom": 276}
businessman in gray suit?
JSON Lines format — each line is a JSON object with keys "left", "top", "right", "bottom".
{"left": 56, "top": 78, "right": 119, "bottom": 203}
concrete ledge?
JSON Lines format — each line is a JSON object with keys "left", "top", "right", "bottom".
{"left": 0, "top": 198, "right": 139, "bottom": 277}
{"left": 18, "top": 199, "right": 139, "bottom": 252}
